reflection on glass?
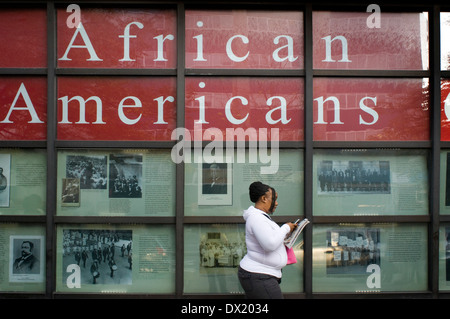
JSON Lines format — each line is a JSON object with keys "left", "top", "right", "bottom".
{"left": 185, "top": 149, "right": 304, "bottom": 216}
{"left": 184, "top": 224, "right": 304, "bottom": 294}
{"left": 56, "top": 224, "right": 175, "bottom": 293}
{"left": 441, "top": 13, "right": 450, "bottom": 70}
{"left": 441, "top": 80, "right": 450, "bottom": 141}
{"left": 313, "top": 149, "right": 428, "bottom": 216}
{"left": 57, "top": 149, "right": 175, "bottom": 216}
{"left": 313, "top": 11, "right": 429, "bottom": 70}
{"left": 313, "top": 224, "right": 428, "bottom": 292}
{"left": 0, "top": 223, "right": 46, "bottom": 293}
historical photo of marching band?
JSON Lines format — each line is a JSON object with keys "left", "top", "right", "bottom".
{"left": 62, "top": 229, "right": 132, "bottom": 285}
{"left": 317, "top": 160, "right": 391, "bottom": 194}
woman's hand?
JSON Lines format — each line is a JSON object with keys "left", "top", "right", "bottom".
{"left": 286, "top": 222, "right": 298, "bottom": 232}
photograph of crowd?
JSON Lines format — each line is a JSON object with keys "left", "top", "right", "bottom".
{"left": 325, "top": 228, "right": 381, "bottom": 275}
{"left": 62, "top": 229, "right": 132, "bottom": 285}
{"left": 109, "top": 154, "right": 143, "bottom": 198}
{"left": 317, "top": 160, "right": 391, "bottom": 194}
{"left": 66, "top": 155, "right": 107, "bottom": 190}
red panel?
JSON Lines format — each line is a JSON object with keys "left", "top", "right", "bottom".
{"left": 441, "top": 80, "right": 450, "bottom": 141}
{"left": 313, "top": 78, "right": 429, "bottom": 141}
{"left": 313, "top": 11, "right": 428, "bottom": 70}
{"left": 0, "top": 77, "right": 47, "bottom": 140}
{"left": 0, "top": 9, "right": 47, "bottom": 68}
{"left": 57, "top": 77, "right": 176, "bottom": 140}
{"left": 57, "top": 8, "right": 177, "bottom": 68}
{"left": 185, "top": 77, "right": 304, "bottom": 141}
{"left": 185, "top": 10, "right": 303, "bottom": 69}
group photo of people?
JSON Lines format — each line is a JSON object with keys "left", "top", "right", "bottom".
{"left": 318, "top": 160, "right": 391, "bottom": 194}
{"left": 199, "top": 232, "right": 246, "bottom": 269}
{"left": 62, "top": 229, "right": 132, "bottom": 285}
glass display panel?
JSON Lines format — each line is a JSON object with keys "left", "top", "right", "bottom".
{"left": 57, "top": 76, "right": 176, "bottom": 141}
{"left": 439, "top": 150, "right": 450, "bottom": 214}
{"left": 0, "top": 77, "right": 47, "bottom": 141}
{"left": 56, "top": 224, "right": 175, "bottom": 294}
{"left": 313, "top": 149, "right": 428, "bottom": 216}
{"left": 185, "top": 77, "right": 304, "bottom": 142}
{"left": 57, "top": 8, "right": 176, "bottom": 69}
{"left": 439, "top": 224, "right": 450, "bottom": 291}
{"left": 0, "top": 8, "right": 47, "bottom": 68}
{"left": 57, "top": 149, "right": 175, "bottom": 217}
{"left": 185, "top": 10, "right": 303, "bottom": 69}
{"left": 313, "top": 11, "right": 429, "bottom": 70}
{"left": 313, "top": 223, "right": 428, "bottom": 292}
{"left": 441, "top": 80, "right": 450, "bottom": 141}
{"left": 184, "top": 149, "right": 303, "bottom": 216}
{"left": 313, "top": 78, "right": 429, "bottom": 141}
{"left": 184, "top": 224, "right": 304, "bottom": 294}
{"left": 0, "top": 223, "right": 45, "bottom": 293}
{"left": 441, "top": 13, "right": 450, "bottom": 71}
{"left": 0, "top": 149, "right": 46, "bottom": 216}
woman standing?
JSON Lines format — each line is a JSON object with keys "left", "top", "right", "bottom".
{"left": 238, "top": 181, "right": 297, "bottom": 299}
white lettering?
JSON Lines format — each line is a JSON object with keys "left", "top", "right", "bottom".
{"left": 321, "top": 35, "right": 352, "bottom": 63}
{"left": 225, "top": 96, "right": 249, "bottom": 124}
{"left": 266, "top": 96, "right": 291, "bottom": 124}
{"left": 153, "top": 34, "right": 175, "bottom": 62}
{"left": 119, "top": 22, "right": 144, "bottom": 62}
{"left": 118, "top": 96, "right": 142, "bottom": 125}
{"left": 226, "top": 35, "right": 249, "bottom": 62}
{"left": 273, "top": 35, "right": 298, "bottom": 62}
{"left": 366, "top": 264, "right": 381, "bottom": 288}
{"left": 66, "top": 264, "right": 81, "bottom": 288}
{"left": 314, "top": 96, "right": 343, "bottom": 124}
{"left": 1, "top": 83, "right": 44, "bottom": 124}
{"left": 58, "top": 96, "right": 106, "bottom": 124}
{"left": 59, "top": 22, "right": 103, "bottom": 61}
{"left": 359, "top": 96, "right": 379, "bottom": 125}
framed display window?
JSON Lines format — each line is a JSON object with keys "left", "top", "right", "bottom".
{"left": 0, "top": 149, "right": 46, "bottom": 216}
{"left": 57, "top": 76, "right": 176, "bottom": 141}
{"left": 313, "top": 223, "right": 428, "bottom": 293}
{"left": 0, "top": 8, "right": 47, "bottom": 68}
{"left": 439, "top": 224, "right": 450, "bottom": 291}
{"left": 185, "top": 10, "right": 303, "bottom": 69}
{"left": 184, "top": 149, "right": 303, "bottom": 216}
{"left": 439, "top": 150, "right": 450, "bottom": 214}
{"left": 0, "top": 76, "right": 47, "bottom": 141}
{"left": 313, "top": 78, "right": 430, "bottom": 141}
{"left": 0, "top": 223, "right": 46, "bottom": 293}
{"left": 183, "top": 224, "right": 304, "bottom": 294}
{"left": 57, "top": 7, "right": 177, "bottom": 69}
{"left": 313, "top": 11, "right": 429, "bottom": 70}
{"left": 441, "top": 12, "right": 450, "bottom": 71}
{"left": 313, "top": 149, "right": 428, "bottom": 216}
{"left": 185, "top": 77, "right": 304, "bottom": 142}
{"left": 56, "top": 149, "right": 175, "bottom": 217}
{"left": 55, "top": 224, "right": 175, "bottom": 294}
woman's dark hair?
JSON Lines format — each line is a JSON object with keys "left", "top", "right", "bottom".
{"left": 249, "top": 181, "right": 276, "bottom": 212}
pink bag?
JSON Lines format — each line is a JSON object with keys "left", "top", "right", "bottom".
{"left": 285, "top": 246, "right": 297, "bottom": 265}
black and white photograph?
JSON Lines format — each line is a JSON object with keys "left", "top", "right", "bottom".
{"left": 109, "top": 154, "right": 143, "bottom": 198}
{"left": 9, "top": 235, "right": 44, "bottom": 282}
{"left": 62, "top": 229, "right": 133, "bottom": 286}
{"left": 317, "top": 160, "right": 391, "bottom": 195}
{"left": 325, "top": 228, "right": 381, "bottom": 275}
{"left": 66, "top": 155, "right": 107, "bottom": 190}
{"left": 0, "top": 154, "right": 10, "bottom": 207}
{"left": 199, "top": 232, "right": 246, "bottom": 269}
{"left": 198, "top": 162, "right": 232, "bottom": 206}
{"left": 61, "top": 178, "right": 80, "bottom": 207}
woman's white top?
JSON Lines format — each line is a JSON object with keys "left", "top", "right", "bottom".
{"left": 239, "top": 206, "right": 290, "bottom": 278}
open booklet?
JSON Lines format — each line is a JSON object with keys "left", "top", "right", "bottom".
{"left": 284, "top": 218, "right": 310, "bottom": 249}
